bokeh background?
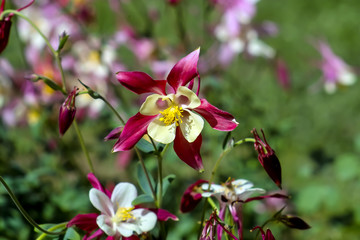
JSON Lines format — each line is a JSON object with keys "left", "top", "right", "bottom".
{"left": 1, "top": 0, "right": 360, "bottom": 239}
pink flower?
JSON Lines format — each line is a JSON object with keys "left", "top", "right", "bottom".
{"left": 315, "top": 40, "right": 356, "bottom": 93}
{"left": 180, "top": 179, "right": 208, "bottom": 213}
{"left": 252, "top": 226, "right": 276, "bottom": 240}
{"left": 113, "top": 48, "right": 238, "bottom": 171}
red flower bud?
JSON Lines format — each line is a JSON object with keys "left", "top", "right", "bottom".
{"left": 59, "top": 88, "right": 77, "bottom": 136}
{"left": 278, "top": 214, "right": 311, "bottom": 230}
{"left": 180, "top": 179, "right": 207, "bottom": 213}
{"left": 252, "top": 128, "right": 282, "bottom": 189}
{"left": 252, "top": 226, "right": 276, "bottom": 240}
{"left": 0, "top": 20, "right": 11, "bottom": 54}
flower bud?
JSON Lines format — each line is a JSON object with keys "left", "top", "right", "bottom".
{"left": 59, "top": 87, "right": 77, "bottom": 136}
{"left": 180, "top": 179, "right": 207, "bottom": 213}
{"left": 0, "top": 20, "right": 12, "bottom": 54}
{"left": 278, "top": 214, "right": 311, "bottom": 229}
{"left": 252, "top": 128, "right": 282, "bottom": 189}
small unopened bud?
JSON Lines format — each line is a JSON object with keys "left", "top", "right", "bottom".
{"left": 59, "top": 87, "right": 78, "bottom": 136}
{"left": 57, "top": 31, "right": 69, "bottom": 52}
{"left": 252, "top": 128, "right": 282, "bottom": 189}
{"left": 0, "top": 20, "right": 12, "bottom": 54}
{"left": 278, "top": 215, "right": 311, "bottom": 230}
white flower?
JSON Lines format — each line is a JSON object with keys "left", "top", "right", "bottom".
{"left": 89, "top": 182, "right": 157, "bottom": 237}
{"left": 201, "top": 179, "right": 265, "bottom": 203}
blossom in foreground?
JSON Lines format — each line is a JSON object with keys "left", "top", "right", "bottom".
{"left": 315, "top": 40, "right": 356, "bottom": 93}
{"left": 59, "top": 87, "right": 77, "bottom": 136}
{"left": 89, "top": 182, "right": 157, "bottom": 238}
{"left": 68, "top": 174, "right": 176, "bottom": 239}
{"left": 113, "top": 48, "right": 238, "bottom": 170}
{"left": 0, "top": 0, "right": 34, "bottom": 53}
{"left": 252, "top": 128, "right": 282, "bottom": 189}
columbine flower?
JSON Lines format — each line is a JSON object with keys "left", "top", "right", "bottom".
{"left": 180, "top": 179, "right": 208, "bottom": 213}
{"left": 113, "top": 48, "right": 238, "bottom": 170}
{"left": 315, "top": 40, "right": 356, "bottom": 93}
{"left": 0, "top": 0, "right": 34, "bottom": 53}
{"left": 68, "top": 174, "right": 175, "bottom": 239}
{"left": 89, "top": 182, "right": 157, "bottom": 238}
{"left": 252, "top": 128, "right": 282, "bottom": 189}
{"left": 59, "top": 87, "right": 77, "bottom": 136}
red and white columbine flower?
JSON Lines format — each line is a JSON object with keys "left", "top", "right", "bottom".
{"left": 113, "top": 48, "right": 238, "bottom": 170}
{"left": 89, "top": 182, "right": 157, "bottom": 238}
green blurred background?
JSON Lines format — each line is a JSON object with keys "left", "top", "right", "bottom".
{"left": 1, "top": 0, "right": 360, "bottom": 239}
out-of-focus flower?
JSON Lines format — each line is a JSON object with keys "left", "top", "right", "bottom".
{"left": 252, "top": 128, "right": 282, "bottom": 189}
{"left": 168, "top": 0, "right": 181, "bottom": 5}
{"left": 278, "top": 214, "right": 311, "bottom": 229}
{"left": 0, "top": 0, "right": 34, "bottom": 53}
{"left": 275, "top": 58, "right": 291, "bottom": 90}
{"left": 315, "top": 40, "right": 356, "bottom": 93}
{"left": 114, "top": 48, "right": 238, "bottom": 171}
{"left": 202, "top": 179, "right": 265, "bottom": 203}
{"left": 252, "top": 226, "right": 276, "bottom": 240}
{"left": 180, "top": 179, "right": 208, "bottom": 213}
{"left": 59, "top": 87, "right": 77, "bottom": 136}
{"left": 68, "top": 174, "right": 158, "bottom": 240}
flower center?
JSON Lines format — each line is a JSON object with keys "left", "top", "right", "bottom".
{"left": 112, "top": 206, "right": 135, "bottom": 223}
{"left": 159, "top": 104, "right": 184, "bottom": 126}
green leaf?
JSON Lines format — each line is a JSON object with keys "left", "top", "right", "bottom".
{"left": 63, "top": 228, "right": 80, "bottom": 240}
{"left": 132, "top": 194, "right": 154, "bottom": 205}
{"left": 161, "top": 174, "right": 176, "bottom": 197}
{"left": 136, "top": 163, "right": 155, "bottom": 196}
{"left": 136, "top": 138, "right": 155, "bottom": 153}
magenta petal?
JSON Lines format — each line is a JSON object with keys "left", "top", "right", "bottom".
{"left": 122, "top": 236, "right": 140, "bottom": 240}
{"left": 180, "top": 179, "right": 207, "bottom": 213}
{"left": 116, "top": 71, "right": 167, "bottom": 95}
{"left": 167, "top": 48, "right": 200, "bottom": 92}
{"left": 67, "top": 213, "right": 99, "bottom": 232}
{"left": 193, "top": 99, "right": 238, "bottom": 131}
{"left": 87, "top": 173, "right": 112, "bottom": 197}
{"left": 104, "top": 126, "right": 124, "bottom": 141}
{"left": 149, "top": 208, "right": 179, "bottom": 221}
{"left": 87, "top": 229, "right": 104, "bottom": 240}
{"left": 174, "top": 127, "right": 203, "bottom": 171}
{"left": 113, "top": 112, "right": 158, "bottom": 151}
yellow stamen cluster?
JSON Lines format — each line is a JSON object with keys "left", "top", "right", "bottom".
{"left": 159, "top": 104, "right": 184, "bottom": 126}
{"left": 112, "top": 206, "right": 135, "bottom": 223}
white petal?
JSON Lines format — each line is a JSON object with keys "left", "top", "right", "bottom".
{"left": 201, "top": 183, "right": 225, "bottom": 197}
{"left": 111, "top": 183, "right": 137, "bottom": 208}
{"left": 147, "top": 117, "right": 176, "bottom": 144}
{"left": 139, "top": 94, "right": 163, "bottom": 115}
{"left": 237, "top": 188, "right": 266, "bottom": 201}
{"left": 97, "top": 214, "right": 116, "bottom": 236}
{"left": 175, "top": 86, "right": 201, "bottom": 109}
{"left": 89, "top": 189, "right": 114, "bottom": 216}
{"left": 116, "top": 223, "right": 135, "bottom": 237}
{"left": 339, "top": 70, "right": 356, "bottom": 85}
{"left": 179, "top": 110, "right": 204, "bottom": 143}
{"left": 131, "top": 209, "right": 157, "bottom": 232}
{"left": 232, "top": 179, "right": 254, "bottom": 195}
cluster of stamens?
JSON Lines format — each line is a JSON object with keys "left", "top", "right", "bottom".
{"left": 159, "top": 104, "right": 184, "bottom": 126}
{"left": 112, "top": 206, "right": 135, "bottom": 223}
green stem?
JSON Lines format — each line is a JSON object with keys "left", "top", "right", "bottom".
{"left": 36, "top": 222, "right": 68, "bottom": 240}
{"left": 99, "top": 96, "right": 126, "bottom": 125}
{"left": 234, "top": 138, "right": 255, "bottom": 147}
{"left": 0, "top": 176, "right": 66, "bottom": 236}
{"left": 134, "top": 147, "right": 157, "bottom": 201}
{"left": 0, "top": 10, "right": 67, "bottom": 92}
{"left": 73, "top": 120, "right": 95, "bottom": 173}
{"left": 150, "top": 137, "right": 163, "bottom": 208}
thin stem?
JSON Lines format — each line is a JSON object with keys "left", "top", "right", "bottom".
{"left": 234, "top": 138, "right": 255, "bottom": 147}
{"left": 73, "top": 120, "right": 95, "bottom": 173}
{"left": 134, "top": 147, "right": 157, "bottom": 201}
{"left": 150, "top": 137, "right": 163, "bottom": 208}
{"left": 0, "top": 176, "right": 66, "bottom": 236}
{"left": 99, "top": 96, "right": 126, "bottom": 125}
{"left": 36, "top": 222, "right": 68, "bottom": 240}
{"left": 0, "top": 10, "right": 56, "bottom": 54}
{"left": 55, "top": 52, "right": 67, "bottom": 93}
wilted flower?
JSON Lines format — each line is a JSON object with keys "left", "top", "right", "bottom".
{"left": 252, "top": 128, "right": 282, "bottom": 189}
{"left": 59, "top": 87, "right": 77, "bottom": 136}
{"left": 278, "top": 214, "right": 311, "bottom": 229}
{"left": 315, "top": 40, "right": 356, "bottom": 93}
{"left": 0, "top": 0, "right": 34, "bottom": 53}
{"left": 114, "top": 48, "right": 238, "bottom": 171}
